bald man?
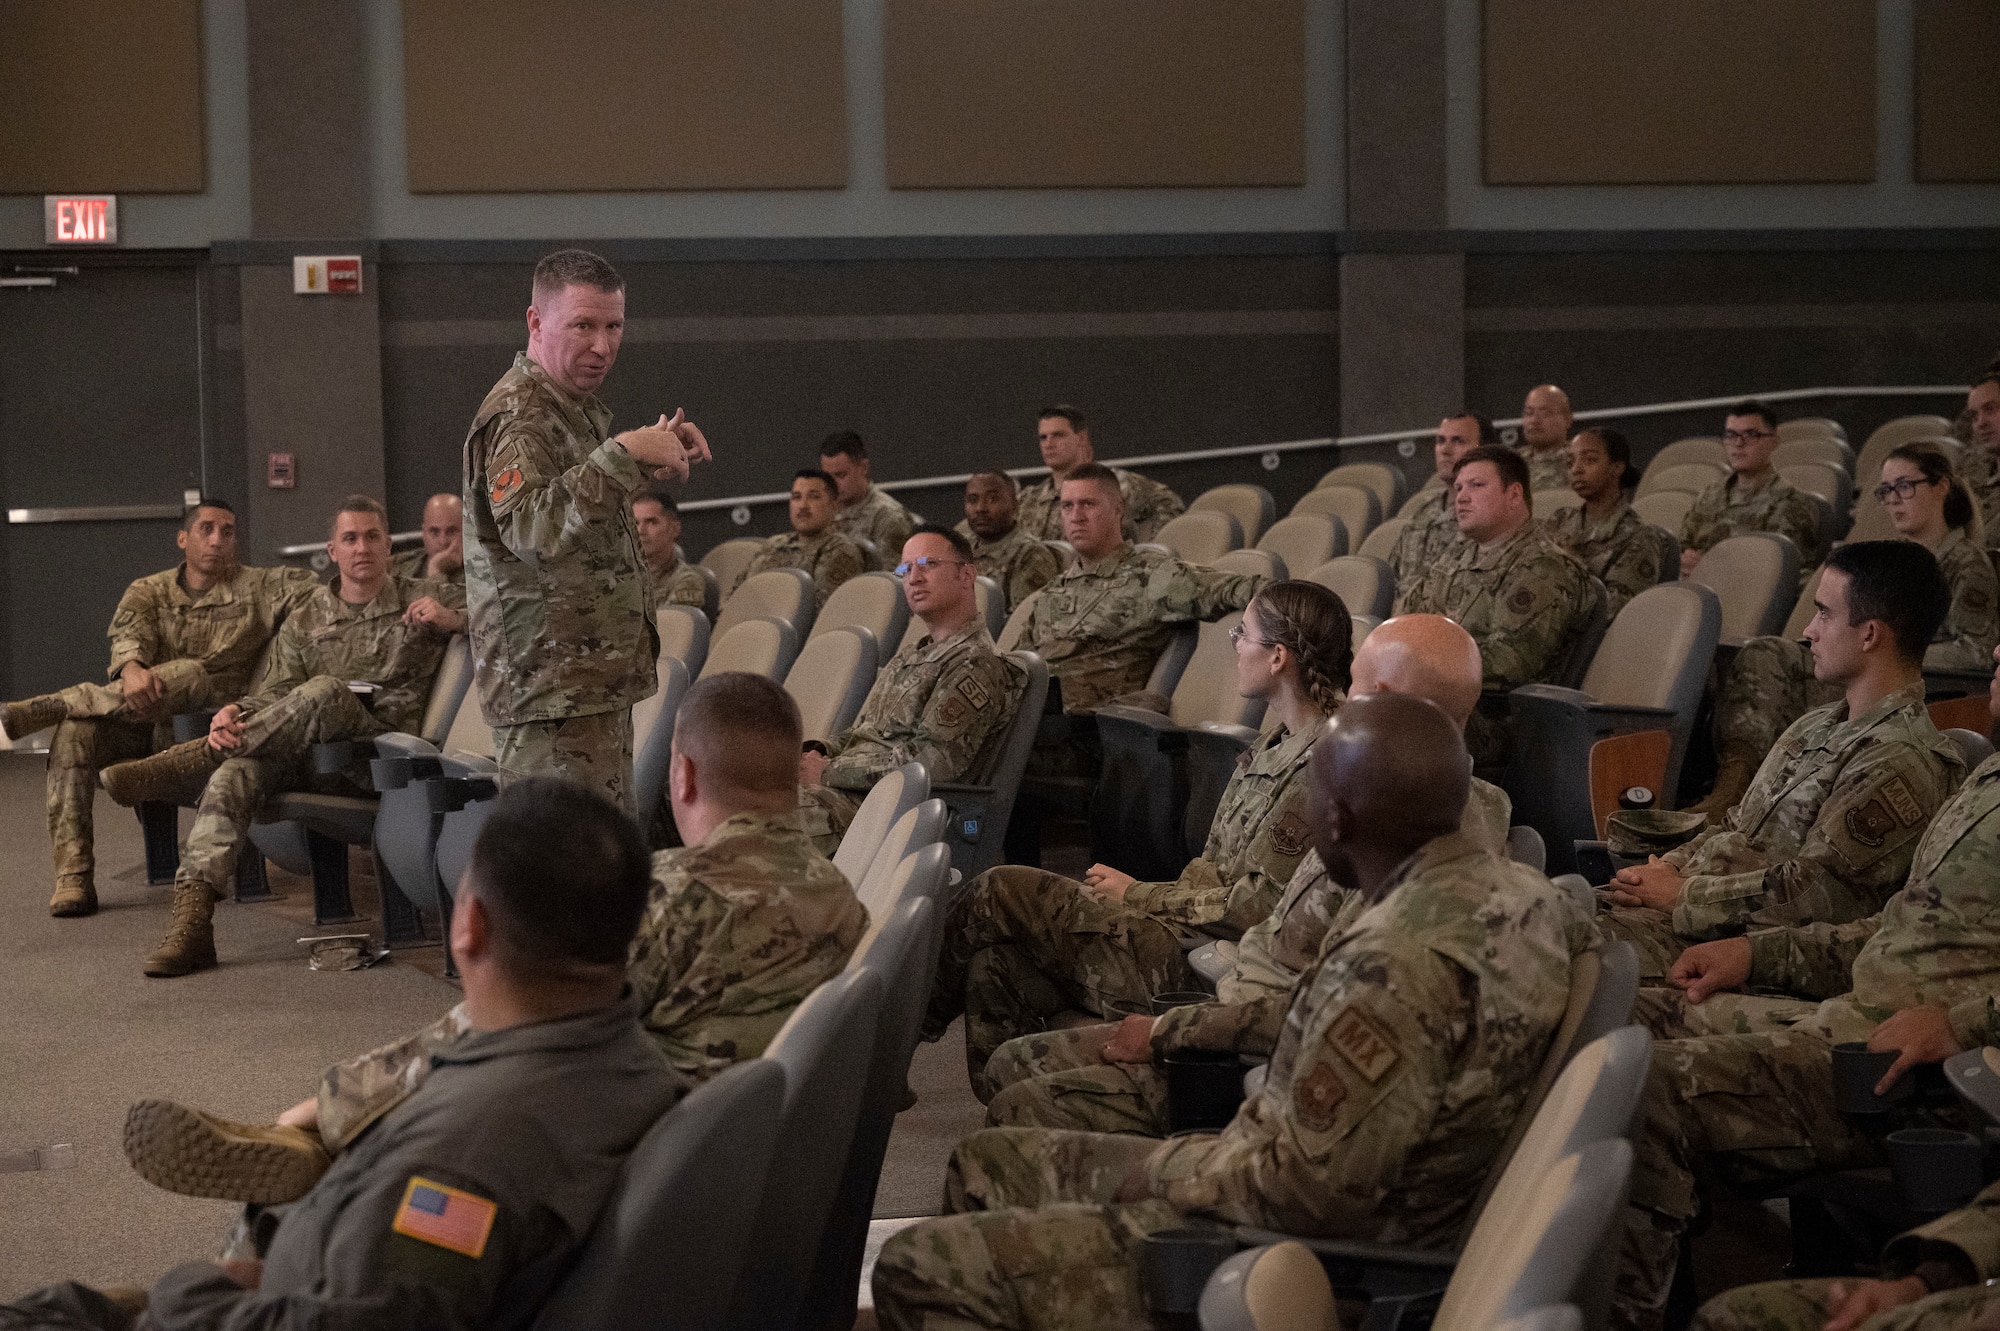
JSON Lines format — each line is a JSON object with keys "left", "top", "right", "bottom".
{"left": 873, "top": 695, "right": 1596, "bottom": 1331}
{"left": 1517, "top": 384, "right": 1575, "bottom": 494}
{"left": 981, "top": 614, "right": 1516, "bottom": 1136}
{"left": 391, "top": 493, "right": 464, "bottom": 584}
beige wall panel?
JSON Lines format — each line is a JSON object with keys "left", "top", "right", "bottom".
{"left": 885, "top": 0, "right": 1305, "bottom": 189}
{"left": 403, "top": 0, "right": 846, "bottom": 192}
{"left": 0, "top": 0, "right": 205, "bottom": 194}
{"left": 1915, "top": 0, "right": 2000, "bottom": 182}
{"left": 1483, "top": 0, "right": 1875, "bottom": 185}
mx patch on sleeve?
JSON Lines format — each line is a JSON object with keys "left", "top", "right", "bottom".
{"left": 392, "top": 1176, "right": 497, "bottom": 1258}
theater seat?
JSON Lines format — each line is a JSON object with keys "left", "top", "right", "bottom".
{"left": 808, "top": 570, "right": 908, "bottom": 650}
{"left": 783, "top": 626, "right": 878, "bottom": 744}
{"left": 831, "top": 761, "right": 928, "bottom": 886}
{"left": 1257, "top": 513, "right": 1345, "bottom": 574}
{"left": 1636, "top": 461, "right": 1725, "bottom": 499}
{"left": 1534, "top": 488, "right": 1584, "bottom": 515}
{"left": 1199, "top": 1241, "right": 1340, "bottom": 1331}
{"left": 1303, "top": 556, "right": 1394, "bottom": 621}
{"left": 1502, "top": 583, "right": 1721, "bottom": 873}
{"left": 1687, "top": 533, "right": 1800, "bottom": 645}
{"left": 1774, "top": 436, "right": 1854, "bottom": 475}
{"left": 1644, "top": 437, "right": 1726, "bottom": 473}
{"left": 1290, "top": 485, "right": 1380, "bottom": 545}
{"left": 1190, "top": 483, "right": 1277, "bottom": 545}
{"left": 1355, "top": 515, "right": 1407, "bottom": 563}
{"left": 714, "top": 567, "right": 816, "bottom": 643}
{"left": 1781, "top": 461, "right": 1852, "bottom": 539}
{"left": 1630, "top": 491, "right": 1694, "bottom": 537}
{"left": 699, "top": 616, "right": 800, "bottom": 682}
{"left": 654, "top": 603, "right": 711, "bottom": 680}
{"left": 699, "top": 537, "right": 765, "bottom": 598}
{"left": 935, "top": 651, "right": 1049, "bottom": 880}
{"left": 1154, "top": 511, "right": 1244, "bottom": 564}
{"left": 1779, "top": 416, "right": 1849, "bottom": 445}
{"left": 1315, "top": 461, "right": 1407, "bottom": 516}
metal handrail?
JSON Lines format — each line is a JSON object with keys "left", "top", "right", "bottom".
{"left": 276, "top": 382, "right": 1967, "bottom": 551}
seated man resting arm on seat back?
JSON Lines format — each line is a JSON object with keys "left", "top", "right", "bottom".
{"left": 1679, "top": 398, "right": 1823, "bottom": 576}
{"left": 732, "top": 467, "right": 866, "bottom": 610}
{"left": 1608, "top": 641, "right": 2000, "bottom": 1331}
{"left": 1, "top": 498, "right": 316, "bottom": 918}
{"left": 631, "top": 483, "right": 708, "bottom": 613}
{"left": 100, "top": 496, "right": 466, "bottom": 979}
{"left": 929, "top": 580, "right": 1350, "bottom": 1101}
{"left": 4, "top": 778, "right": 684, "bottom": 1331}
{"left": 119, "top": 672, "right": 865, "bottom": 1206}
{"left": 959, "top": 469, "right": 1062, "bottom": 613}
{"left": 1544, "top": 426, "right": 1666, "bottom": 619}
{"left": 798, "top": 525, "right": 1026, "bottom": 851}
{"left": 1386, "top": 412, "right": 1491, "bottom": 596}
{"left": 1600, "top": 540, "right": 1966, "bottom": 978}
{"left": 1013, "top": 404, "right": 1184, "bottom": 544}
{"left": 1694, "top": 442, "right": 1998, "bottom": 818}
{"left": 1394, "top": 444, "right": 1598, "bottom": 767}
{"left": 821, "top": 429, "right": 916, "bottom": 565}
{"left": 390, "top": 492, "right": 464, "bottom": 585}
{"left": 873, "top": 695, "right": 1595, "bottom": 1331}
{"left": 981, "top": 613, "right": 1513, "bottom": 1136}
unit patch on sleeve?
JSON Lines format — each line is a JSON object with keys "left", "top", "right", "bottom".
{"left": 1328, "top": 1008, "right": 1400, "bottom": 1084}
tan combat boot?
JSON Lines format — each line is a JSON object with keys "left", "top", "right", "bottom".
{"left": 143, "top": 881, "right": 219, "bottom": 977}
{"left": 102, "top": 738, "right": 221, "bottom": 807}
{"left": 123, "top": 1098, "right": 329, "bottom": 1203}
{"left": 0, "top": 693, "right": 67, "bottom": 745}
{"left": 49, "top": 873, "right": 97, "bottom": 918}
{"left": 1684, "top": 748, "right": 1759, "bottom": 823}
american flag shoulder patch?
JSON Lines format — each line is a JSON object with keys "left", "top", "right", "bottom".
{"left": 392, "top": 1176, "right": 498, "bottom": 1259}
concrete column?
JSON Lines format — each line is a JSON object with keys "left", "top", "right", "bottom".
{"left": 233, "top": 0, "right": 385, "bottom": 559}
{"left": 1338, "top": 252, "right": 1465, "bottom": 437}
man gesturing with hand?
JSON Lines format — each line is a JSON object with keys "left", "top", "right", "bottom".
{"left": 462, "top": 249, "right": 714, "bottom": 809}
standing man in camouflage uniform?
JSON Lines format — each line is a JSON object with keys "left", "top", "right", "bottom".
{"left": 1545, "top": 426, "right": 1668, "bottom": 618}
{"left": 932, "top": 580, "right": 1348, "bottom": 1099}
{"left": 101, "top": 497, "right": 466, "bottom": 978}
{"left": 733, "top": 468, "right": 866, "bottom": 610}
{"left": 1395, "top": 445, "right": 1598, "bottom": 766}
{"left": 798, "top": 526, "right": 1024, "bottom": 850}
{"left": 1961, "top": 372, "right": 2000, "bottom": 526}
{"left": 390, "top": 492, "right": 464, "bottom": 584}
{"left": 961, "top": 469, "right": 1062, "bottom": 613}
{"left": 121, "top": 674, "right": 866, "bottom": 1205}
{"left": 1, "top": 500, "right": 316, "bottom": 918}
{"left": 1680, "top": 399, "right": 1823, "bottom": 575}
{"left": 874, "top": 696, "right": 1594, "bottom": 1331}
{"left": 1605, "top": 645, "right": 2000, "bottom": 1331}
{"left": 1602, "top": 542, "right": 1966, "bottom": 979}
{"left": 1014, "top": 404, "right": 1185, "bottom": 543}
{"left": 820, "top": 430, "right": 915, "bottom": 565}
{"left": 463, "top": 249, "right": 713, "bottom": 809}
{"left": 631, "top": 485, "right": 708, "bottom": 614}
{"left": 1386, "top": 412, "right": 1492, "bottom": 597}
{"left": 1516, "top": 382, "right": 1576, "bottom": 493}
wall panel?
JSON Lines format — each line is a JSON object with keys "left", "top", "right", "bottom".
{"left": 1915, "top": 0, "right": 2000, "bottom": 183}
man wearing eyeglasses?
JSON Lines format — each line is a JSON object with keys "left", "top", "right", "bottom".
{"left": 798, "top": 526, "right": 1025, "bottom": 848}
{"left": 1679, "top": 400, "right": 1822, "bottom": 576}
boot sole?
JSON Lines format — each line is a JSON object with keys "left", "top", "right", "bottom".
{"left": 123, "top": 1100, "right": 327, "bottom": 1203}
{"left": 142, "top": 947, "right": 217, "bottom": 978}
{"left": 48, "top": 896, "right": 97, "bottom": 918}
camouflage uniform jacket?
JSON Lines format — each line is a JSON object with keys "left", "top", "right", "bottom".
{"left": 1542, "top": 498, "right": 1666, "bottom": 618}
{"left": 734, "top": 529, "right": 866, "bottom": 610}
{"left": 389, "top": 547, "right": 465, "bottom": 588}
{"left": 962, "top": 522, "right": 1062, "bottom": 613}
{"left": 1016, "top": 466, "right": 1187, "bottom": 544}
{"left": 1140, "top": 830, "right": 1593, "bottom": 1243}
{"left": 651, "top": 558, "right": 709, "bottom": 614}
{"left": 1395, "top": 521, "right": 1596, "bottom": 693}
{"left": 1662, "top": 681, "right": 1965, "bottom": 940}
{"left": 1679, "top": 469, "right": 1821, "bottom": 562}
{"left": 625, "top": 812, "right": 868, "bottom": 1081}
{"left": 1964, "top": 449, "right": 2000, "bottom": 546}
{"left": 462, "top": 352, "right": 656, "bottom": 727}
{"left": 1019, "top": 543, "right": 1264, "bottom": 714}
{"left": 1884, "top": 1178, "right": 2000, "bottom": 1282}
{"left": 1517, "top": 444, "right": 1572, "bottom": 495}
{"left": 241, "top": 574, "right": 465, "bottom": 738}
{"left": 1746, "top": 751, "right": 2000, "bottom": 1048}
{"left": 1386, "top": 485, "right": 1465, "bottom": 604}
{"left": 821, "top": 620, "right": 1025, "bottom": 791}
{"left": 106, "top": 562, "right": 319, "bottom": 701}
{"left": 1125, "top": 721, "right": 1320, "bottom": 941}
{"left": 832, "top": 484, "right": 917, "bottom": 563}
{"left": 1926, "top": 527, "right": 2000, "bottom": 673}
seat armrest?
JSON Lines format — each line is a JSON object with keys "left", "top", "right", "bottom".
{"left": 934, "top": 782, "right": 997, "bottom": 848}
{"left": 370, "top": 755, "right": 444, "bottom": 791}
{"left": 372, "top": 732, "right": 441, "bottom": 760}
{"left": 311, "top": 739, "right": 377, "bottom": 777}
{"left": 419, "top": 774, "right": 499, "bottom": 813}
{"left": 1094, "top": 704, "right": 1187, "bottom": 750}
{"left": 1194, "top": 721, "right": 1260, "bottom": 745}
{"left": 439, "top": 753, "right": 499, "bottom": 779}
{"left": 1509, "top": 685, "right": 1675, "bottom": 734}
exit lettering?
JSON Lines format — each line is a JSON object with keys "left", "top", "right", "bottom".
{"left": 43, "top": 195, "right": 118, "bottom": 245}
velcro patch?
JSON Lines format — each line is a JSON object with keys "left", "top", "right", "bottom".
{"left": 938, "top": 697, "right": 970, "bottom": 729}
{"left": 489, "top": 467, "right": 524, "bottom": 506}
{"left": 392, "top": 1177, "right": 497, "bottom": 1258}
{"left": 1845, "top": 799, "right": 1897, "bottom": 849}
{"left": 1507, "top": 586, "right": 1538, "bottom": 615}
{"left": 1269, "top": 812, "right": 1311, "bottom": 858}
{"left": 1328, "top": 1008, "right": 1400, "bottom": 1083}
{"left": 957, "top": 675, "right": 992, "bottom": 711}
{"left": 1294, "top": 1061, "right": 1347, "bottom": 1133}
{"left": 1880, "top": 775, "right": 1923, "bottom": 828}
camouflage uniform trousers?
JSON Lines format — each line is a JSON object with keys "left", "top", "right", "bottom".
{"left": 316, "top": 1005, "right": 472, "bottom": 1153}
{"left": 45, "top": 659, "right": 218, "bottom": 880}
{"left": 927, "top": 867, "right": 1196, "bottom": 1101}
{"left": 798, "top": 783, "right": 862, "bottom": 857}
{"left": 984, "top": 1023, "right": 1171, "bottom": 1136}
{"left": 1694, "top": 1277, "right": 2000, "bottom": 1331}
{"left": 1598, "top": 906, "right": 1693, "bottom": 980}
{"left": 492, "top": 708, "right": 633, "bottom": 814}
{"left": 1713, "top": 637, "right": 1840, "bottom": 768}
{"left": 1615, "top": 990, "right": 1880, "bottom": 1331}
{"left": 178, "top": 677, "right": 382, "bottom": 894}
{"left": 871, "top": 1125, "right": 1191, "bottom": 1331}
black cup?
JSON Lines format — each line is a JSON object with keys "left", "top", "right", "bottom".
{"left": 1831, "top": 1042, "right": 1913, "bottom": 1114}
{"left": 1165, "top": 1051, "right": 1247, "bottom": 1134}
{"left": 1887, "top": 1128, "right": 1984, "bottom": 1212}
{"left": 1139, "top": 1227, "right": 1238, "bottom": 1328}
{"left": 1151, "top": 991, "right": 1216, "bottom": 1016}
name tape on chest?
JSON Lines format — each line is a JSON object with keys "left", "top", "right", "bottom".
{"left": 392, "top": 1176, "right": 498, "bottom": 1259}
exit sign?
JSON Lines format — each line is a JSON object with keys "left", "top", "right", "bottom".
{"left": 44, "top": 196, "right": 118, "bottom": 245}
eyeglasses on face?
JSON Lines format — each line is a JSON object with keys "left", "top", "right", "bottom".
{"left": 894, "top": 556, "right": 968, "bottom": 577}
{"left": 1722, "top": 429, "right": 1775, "bottom": 444}
{"left": 1873, "top": 477, "right": 1940, "bottom": 502}
{"left": 1227, "top": 622, "right": 1276, "bottom": 650}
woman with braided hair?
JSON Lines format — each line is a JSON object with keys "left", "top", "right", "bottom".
{"left": 926, "top": 578, "right": 1353, "bottom": 1100}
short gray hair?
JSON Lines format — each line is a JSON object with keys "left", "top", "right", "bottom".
{"left": 532, "top": 249, "right": 623, "bottom": 304}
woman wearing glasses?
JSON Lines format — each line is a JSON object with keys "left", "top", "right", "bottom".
{"left": 1693, "top": 442, "right": 1997, "bottom": 817}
